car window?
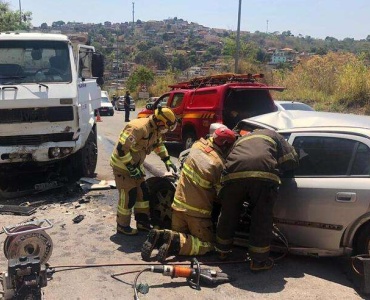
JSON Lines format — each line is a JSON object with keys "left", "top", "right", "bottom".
{"left": 170, "top": 93, "right": 184, "bottom": 108}
{"left": 293, "top": 136, "right": 357, "bottom": 176}
{"left": 280, "top": 103, "right": 314, "bottom": 111}
{"left": 351, "top": 143, "right": 370, "bottom": 175}
{"left": 101, "top": 97, "right": 110, "bottom": 103}
{"left": 156, "top": 95, "right": 170, "bottom": 108}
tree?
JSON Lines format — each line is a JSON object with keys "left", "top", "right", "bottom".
{"left": 52, "top": 20, "right": 65, "bottom": 28}
{"left": 40, "top": 22, "right": 48, "bottom": 30}
{"left": 0, "top": 2, "right": 32, "bottom": 31}
{"left": 126, "top": 66, "right": 154, "bottom": 92}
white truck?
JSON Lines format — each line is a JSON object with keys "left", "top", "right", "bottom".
{"left": 0, "top": 32, "right": 105, "bottom": 197}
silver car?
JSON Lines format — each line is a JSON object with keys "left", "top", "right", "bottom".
{"left": 235, "top": 110, "right": 370, "bottom": 257}
{"left": 115, "top": 96, "right": 136, "bottom": 111}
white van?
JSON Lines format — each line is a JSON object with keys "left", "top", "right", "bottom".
{"left": 97, "top": 91, "right": 114, "bottom": 116}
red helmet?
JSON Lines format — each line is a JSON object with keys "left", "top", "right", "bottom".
{"left": 213, "top": 127, "right": 236, "bottom": 146}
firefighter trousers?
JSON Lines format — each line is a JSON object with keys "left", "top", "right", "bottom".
{"left": 171, "top": 210, "right": 214, "bottom": 256}
{"left": 113, "top": 168, "right": 150, "bottom": 227}
{"left": 216, "top": 179, "right": 278, "bottom": 261}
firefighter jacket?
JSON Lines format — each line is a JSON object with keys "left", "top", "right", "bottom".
{"left": 110, "top": 116, "right": 169, "bottom": 173}
{"left": 172, "top": 137, "right": 225, "bottom": 218}
{"left": 221, "top": 129, "right": 298, "bottom": 185}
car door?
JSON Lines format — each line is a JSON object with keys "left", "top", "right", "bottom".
{"left": 275, "top": 133, "right": 370, "bottom": 252}
{"left": 163, "top": 92, "right": 185, "bottom": 141}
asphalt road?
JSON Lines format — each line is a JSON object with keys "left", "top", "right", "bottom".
{"left": 0, "top": 108, "right": 366, "bottom": 300}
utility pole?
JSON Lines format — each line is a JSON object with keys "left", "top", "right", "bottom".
{"left": 18, "top": 0, "right": 22, "bottom": 25}
{"left": 116, "top": 32, "right": 119, "bottom": 93}
{"left": 132, "top": 2, "right": 135, "bottom": 26}
{"left": 266, "top": 20, "right": 269, "bottom": 34}
{"left": 234, "top": 0, "right": 242, "bottom": 74}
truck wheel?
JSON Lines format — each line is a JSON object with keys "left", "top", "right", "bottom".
{"left": 146, "top": 176, "right": 176, "bottom": 229}
{"left": 66, "top": 128, "right": 98, "bottom": 180}
{"left": 354, "top": 222, "right": 370, "bottom": 255}
{"left": 182, "top": 131, "right": 196, "bottom": 150}
{"left": 79, "top": 127, "right": 98, "bottom": 177}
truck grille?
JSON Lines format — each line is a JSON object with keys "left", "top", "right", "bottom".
{"left": 0, "top": 107, "right": 74, "bottom": 123}
{"left": 0, "top": 133, "right": 74, "bottom": 146}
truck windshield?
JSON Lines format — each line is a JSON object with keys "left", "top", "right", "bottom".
{"left": 0, "top": 40, "right": 72, "bottom": 84}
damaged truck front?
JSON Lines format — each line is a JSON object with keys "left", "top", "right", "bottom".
{"left": 0, "top": 33, "right": 104, "bottom": 197}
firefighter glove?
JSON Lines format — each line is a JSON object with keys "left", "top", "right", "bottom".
{"left": 126, "top": 163, "right": 142, "bottom": 179}
{"left": 162, "top": 156, "right": 177, "bottom": 173}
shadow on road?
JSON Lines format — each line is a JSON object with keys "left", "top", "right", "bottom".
{"left": 110, "top": 232, "right": 148, "bottom": 254}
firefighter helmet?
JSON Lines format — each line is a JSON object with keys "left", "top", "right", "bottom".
{"left": 154, "top": 106, "right": 177, "bottom": 131}
{"left": 213, "top": 127, "right": 236, "bottom": 146}
{"left": 209, "top": 123, "right": 227, "bottom": 136}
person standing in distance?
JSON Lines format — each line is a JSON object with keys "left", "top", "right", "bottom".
{"left": 124, "top": 91, "right": 131, "bottom": 122}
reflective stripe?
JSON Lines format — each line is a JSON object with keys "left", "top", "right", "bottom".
{"left": 221, "top": 171, "right": 281, "bottom": 184}
{"left": 173, "top": 197, "right": 212, "bottom": 216}
{"left": 190, "top": 236, "right": 198, "bottom": 256}
{"left": 182, "top": 163, "right": 213, "bottom": 189}
{"left": 154, "top": 144, "right": 168, "bottom": 157}
{"left": 119, "top": 190, "right": 126, "bottom": 208}
{"left": 235, "top": 134, "right": 277, "bottom": 149}
{"left": 216, "top": 235, "right": 233, "bottom": 246}
{"left": 278, "top": 150, "right": 297, "bottom": 164}
{"left": 117, "top": 206, "right": 132, "bottom": 216}
{"left": 134, "top": 201, "right": 150, "bottom": 209}
{"left": 119, "top": 131, "right": 131, "bottom": 144}
{"left": 249, "top": 244, "right": 270, "bottom": 253}
{"left": 110, "top": 154, "right": 132, "bottom": 170}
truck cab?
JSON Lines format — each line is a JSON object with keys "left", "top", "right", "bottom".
{"left": 0, "top": 33, "right": 104, "bottom": 196}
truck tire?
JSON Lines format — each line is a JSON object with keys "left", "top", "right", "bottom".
{"left": 65, "top": 127, "right": 98, "bottom": 181}
{"left": 182, "top": 130, "right": 196, "bottom": 150}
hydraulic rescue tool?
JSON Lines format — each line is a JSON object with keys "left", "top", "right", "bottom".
{"left": 133, "top": 258, "right": 231, "bottom": 299}
{"left": 1, "top": 219, "right": 54, "bottom": 300}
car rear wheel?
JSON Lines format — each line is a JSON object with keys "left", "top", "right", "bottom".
{"left": 354, "top": 222, "right": 370, "bottom": 255}
{"left": 182, "top": 131, "right": 197, "bottom": 150}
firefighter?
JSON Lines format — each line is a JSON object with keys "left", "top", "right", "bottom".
{"left": 215, "top": 129, "right": 299, "bottom": 271}
{"left": 141, "top": 125, "right": 236, "bottom": 262}
{"left": 110, "top": 106, "right": 178, "bottom": 235}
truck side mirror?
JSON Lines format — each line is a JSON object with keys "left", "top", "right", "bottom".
{"left": 91, "top": 52, "right": 104, "bottom": 78}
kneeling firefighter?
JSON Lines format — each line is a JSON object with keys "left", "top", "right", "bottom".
{"left": 141, "top": 125, "right": 236, "bottom": 262}
{"left": 110, "top": 106, "right": 178, "bottom": 235}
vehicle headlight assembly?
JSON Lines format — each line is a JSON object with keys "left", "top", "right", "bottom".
{"left": 49, "top": 147, "right": 61, "bottom": 158}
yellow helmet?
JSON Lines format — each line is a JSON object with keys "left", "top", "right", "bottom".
{"left": 154, "top": 106, "right": 177, "bottom": 131}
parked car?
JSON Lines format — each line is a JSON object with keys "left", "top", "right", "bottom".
{"left": 139, "top": 73, "right": 283, "bottom": 149}
{"left": 275, "top": 100, "right": 314, "bottom": 111}
{"left": 233, "top": 110, "right": 370, "bottom": 256}
{"left": 115, "top": 96, "right": 136, "bottom": 111}
{"left": 95, "top": 91, "right": 114, "bottom": 116}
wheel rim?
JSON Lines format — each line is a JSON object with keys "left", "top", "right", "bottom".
{"left": 185, "top": 136, "right": 194, "bottom": 149}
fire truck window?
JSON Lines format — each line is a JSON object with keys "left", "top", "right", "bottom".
{"left": 171, "top": 93, "right": 184, "bottom": 108}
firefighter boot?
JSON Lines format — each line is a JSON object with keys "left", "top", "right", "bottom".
{"left": 157, "top": 231, "right": 181, "bottom": 263}
{"left": 135, "top": 213, "right": 153, "bottom": 232}
{"left": 117, "top": 224, "right": 138, "bottom": 236}
{"left": 250, "top": 257, "right": 274, "bottom": 272}
{"left": 141, "top": 229, "right": 166, "bottom": 261}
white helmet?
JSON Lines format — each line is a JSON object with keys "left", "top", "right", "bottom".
{"left": 209, "top": 123, "right": 227, "bottom": 136}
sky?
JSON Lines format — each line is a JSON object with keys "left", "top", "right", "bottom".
{"left": 5, "top": 0, "right": 370, "bottom": 40}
